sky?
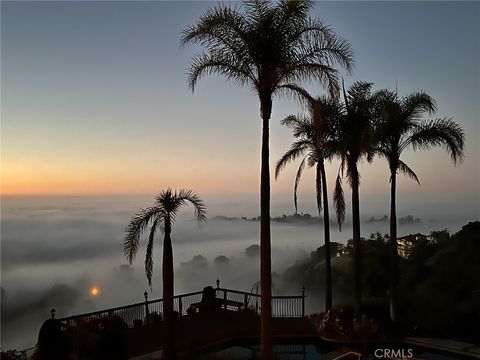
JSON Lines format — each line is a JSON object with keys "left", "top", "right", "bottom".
{"left": 1, "top": 1, "right": 479, "bottom": 212}
{"left": 1, "top": 1, "right": 479, "bottom": 349}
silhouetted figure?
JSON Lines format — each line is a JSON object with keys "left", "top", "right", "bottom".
{"left": 36, "top": 311, "right": 67, "bottom": 360}
{"left": 200, "top": 286, "right": 219, "bottom": 312}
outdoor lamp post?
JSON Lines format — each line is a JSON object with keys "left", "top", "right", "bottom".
{"left": 144, "top": 291, "right": 150, "bottom": 324}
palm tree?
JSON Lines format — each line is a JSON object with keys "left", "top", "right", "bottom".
{"left": 375, "top": 90, "right": 465, "bottom": 323}
{"left": 333, "top": 81, "right": 379, "bottom": 319}
{"left": 275, "top": 94, "right": 341, "bottom": 310}
{"left": 181, "top": 2, "right": 353, "bottom": 357}
{"left": 124, "top": 189, "right": 206, "bottom": 360}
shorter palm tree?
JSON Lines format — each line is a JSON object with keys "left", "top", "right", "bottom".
{"left": 375, "top": 90, "right": 465, "bottom": 323}
{"left": 275, "top": 94, "right": 341, "bottom": 310}
{"left": 124, "top": 189, "right": 206, "bottom": 360}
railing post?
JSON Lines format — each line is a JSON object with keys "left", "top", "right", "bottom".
{"left": 301, "top": 286, "right": 306, "bottom": 317}
{"left": 244, "top": 293, "right": 248, "bottom": 310}
{"left": 178, "top": 296, "right": 183, "bottom": 316}
{"left": 223, "top": 289, "right": 227, "bottom": 310}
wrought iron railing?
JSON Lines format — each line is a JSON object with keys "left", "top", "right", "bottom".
{"left": 59, "top": 290, "right": 204, "bottom": 328}
{"left": 58, "top": 287, "right": 306, "bottom": 329}
{"left": 215, "top": 287, "right": 305, "bottom": 317}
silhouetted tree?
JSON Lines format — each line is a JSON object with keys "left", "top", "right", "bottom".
{"left": 1, "top": 350, "right": 28, "bottom": 360}
{"left": 429, "top": 229, "right": 451, "bottom": 244}
{"left": 181, "top": 2, "right": 353, "bottom": 357}
{"left": 375, "top": 89, "right": 465, "bottom": 322}
{"left": 333, "top": 81, "right": 379, "bottom": 319}
{"left": 275, "top": 93, "right": 341, "bottom": 310}
{"left": 124, "top": 189, "right": 206, "bottom": 360}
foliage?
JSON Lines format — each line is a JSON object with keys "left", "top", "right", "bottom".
{"left": 275, "top": 94, "right": 342, "bottom": 214}
{"left": 399, "top": 221, "right": 480, "bottom": 341}
{"left": 181, "top": 0, "right": 354, "bottom": 98}
{"left": 282, "top": 222, "right": 480, "bottom": 341}
{"left": 0, "top": 351, "right": 28, "bottom": 360}
{"left": 333, "top": 81, "right": 380, "bottom": 228}
{"left": 429, "top": 229, "right": 450, "bottom": 243}
{"left": 282, "top": 233, "right": 390, "bottom": 302}
{"left": 214, "top": 255, "right": 230, "bottom": 265}
{"left": 245, "top": 244, "right": 260, "bottom": 257}
{"left": 398, "top": 215, "right": 421, "bottom": 224}
{"left": 375, "top": 89, "right": 465, "bottom": 183}
{"left": 310, "top": 241, "right": 343, "bottom": 262}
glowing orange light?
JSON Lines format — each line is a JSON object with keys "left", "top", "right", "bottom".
{"left": 90, "top": 287, "right": 100, "bottom": 296}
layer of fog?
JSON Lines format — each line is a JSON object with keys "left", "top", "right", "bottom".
{"left": 1, "top": 195, "right": 476, "bottom": 350}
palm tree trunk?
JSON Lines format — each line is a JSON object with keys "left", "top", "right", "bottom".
{"left": 389, "top": 170, "right": 398, "bottom": 323}
{"left": 260, "top": 96, "right": 272, "bottom": 360}
{"left": 163, "top": 217, "right": 175, "bottom": 360}
{"left": 319, "top": 162, "right": 333, "bottom": 310}
{"left": 351, "top": 168, "right": 362, "bottom": 319}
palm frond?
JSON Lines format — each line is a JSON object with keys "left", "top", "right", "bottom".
{"left": 280, "top": 114, "right": 304, "bottom": 128}
{"left": 243, "top": 0, "right": 272, "bottom": 20}
{"left": 275, "top": 139, "right": 310, "bottom": 179}
{"left": 182, "top": 0, "right": 354, "bottom": 100}
{"left": 293, "top": 155, "right": 308, "bottom": 213}
{"left": 286, "top": 17, "right": 354, "bottom": 73}
{"left": 187, "top": 52, "right": 256, "bottom": 92}
{"left": 402, "top": 118, "right": 465, "bottom": 164}
{"left": 276, "top": 83, "right": 316, "bottom": 111}
{"left": 402, "top": 91, "right": 436, "bottom": 119}
{"left": 177, "top": 189, "right": 208, "bottom": 222}
{"left": 341, "top": 78, "right": 349, "bottom": 113}
{"left": 145, "top": 218, "right": 159, "bottom": 287}
{"left": 374, "top": 146, "right": 391, "bottom": 161}
{"left": 278, "top": 0, "right": 312, "bottom": 24}
{"left": 280, "top": 63, "right": 340, "bottom": 98}
{"left": 124, "top": 207, "right": 162, "bottom": 264}
{"left": 180, "top": 4, "right": 248, "bottom": 52}
{"left": 397, "top": 160, "right": 420, "bottom": 186}
{"left": 347, "top": 81, "right": 373, "bottom": 100}
{"left": 333, "top": 171, "right": 345, "bottom": 231}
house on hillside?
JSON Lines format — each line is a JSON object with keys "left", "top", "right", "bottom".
{"left": 397, "top": 233, "right": 427, "bottom": 258}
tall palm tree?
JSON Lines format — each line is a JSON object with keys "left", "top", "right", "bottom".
{"left": 375, "top": 90, "right": 465, "bottom": 323}
{"left": 124, "top": 189, "right": 206, "bottom": 360}
{"left": 333, "top": 81, "right": 379, "bottom": 319}
{"left": 275, "top": 94, "right": 341, "bottom": 310}
{"left": 181, "top": 2, "right": 353, "bottom": 357}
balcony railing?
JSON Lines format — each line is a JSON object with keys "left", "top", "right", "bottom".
{"left": 58, "top": 287, "right": 306, "bottom": 329}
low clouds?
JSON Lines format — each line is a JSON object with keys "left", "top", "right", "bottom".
{"left": 1, "top": 277, "right": 92, "bottom": 349}
{"left": 1, "top": 197, "right": 307, "bottom": 349}
{"left": 1, "top": 195, "right": 468, "bottom": 350}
